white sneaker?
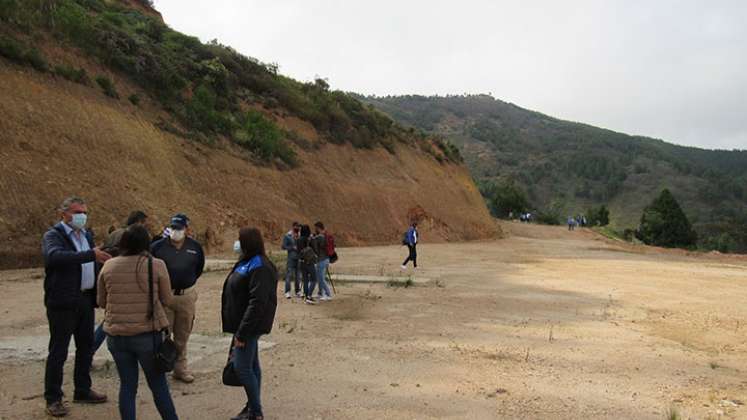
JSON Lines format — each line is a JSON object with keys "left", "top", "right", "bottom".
{"left": 320, "top": 295, "right": 332, "bottom": 301}
{"left": 295, "top": 292, "right": 303, "bottom": 298}
{"left": 400, "top": 265, "right": 407, "bottom": 270}
{"left": 284, "top": 292, "right": 291, "bottom": 299}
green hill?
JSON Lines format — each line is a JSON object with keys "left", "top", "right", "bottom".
{"left": 362, "top": 94, "right": 747, "bottom": 253}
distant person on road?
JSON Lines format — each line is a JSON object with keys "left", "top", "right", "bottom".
{"left": 297, "top": 224, "right": 318, "bottom": 305}
{"left": 401, "top": 222, "right": 419, "bottom": 270}
{"left": 94, "top": 210, "right": 150, "bottom": 354}
{"left": 221, "top": 227, "right": 278, "bottom": 420}
{"left": 281, "top": 222, "right": 301, "bottom": 299}
{"left": 151, "top": 213, "right": 205, "bottom": 383}
{"left": 97, "top": 225, "right": 179, "bottom": 420}
{"left": 567, "top": 216, "right": 576, "bottom": 231}
{"left": 41, "top": 196, "right": 111, "bottom": 417}
{"left": 312, "top": 221, "right": 334, "bottom": 301}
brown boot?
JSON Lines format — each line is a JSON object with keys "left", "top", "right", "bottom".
{"left": 173, "top": 371, "right": 195, "bottom": 383}
{"left": 73, "top": 389, "right": 108, "bottom": 404}
{"left": 46, "top": 401, "right": 70, "bottom": 417}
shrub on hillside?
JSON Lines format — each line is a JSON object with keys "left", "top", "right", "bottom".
{"left": 128, "top": 93, "right": 140, "bottom": 106}
{"left": 636, "top": 189, "right": 697, "bottom": 248}
{"left": 54, "top": 64, "right": 89, "bottom": 84}
{"left": 95, "top": 75, "right": 119, "bottom": 98}
{"left": 0, "top": 35, "right": 48, "bottom": 72}
{"left": 586, "top": 205, "right": 610, "bottom": 226}
{"left": 235, "top": 111, "right": 297, "bottom": 167}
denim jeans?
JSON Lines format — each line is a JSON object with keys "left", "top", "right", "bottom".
{"left": 232, "top": 336, "right": 262, "bottom": 417}
{"left": 315, "top": 258, "right": 332, "bottom": 297}
{"left": 300, "top": 263, "right": 317, "bottom": 297}
{"left": 107, "top": 333, "right": 179, "bottom": 420}
{"left": 284, "top": 258, "right": 300, "bottom": 294}
{"left": 93, "top": 322, "right": 106, "bottom": 353}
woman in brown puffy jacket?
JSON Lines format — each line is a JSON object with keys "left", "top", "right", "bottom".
{"left": 97, "top": 225, "right": 178, "bottom": 420}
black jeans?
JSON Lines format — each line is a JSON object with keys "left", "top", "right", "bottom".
{"left": 403, "top": 244, "right": 417, "bottom": 267}
{"left": 44, "top": 293, "right": 95, "bottom": 403}
{"left": 300, "top": 263, "right": 317, "bottom": 297}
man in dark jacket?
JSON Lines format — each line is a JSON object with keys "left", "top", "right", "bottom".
{"left": 151, "top": 213, "right": 205, "bottom": 383}
{"left": 41, "top": 197, "right": 112, "bottom": 417}
{"left": 280, "top": 222, "right": 301, "bottom": 299}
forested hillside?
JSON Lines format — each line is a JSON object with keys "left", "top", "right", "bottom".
{"left": 363, "top": 94, "right": 747, "bottom": 253}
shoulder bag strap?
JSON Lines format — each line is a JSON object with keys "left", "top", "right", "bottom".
{"left": 147, "top": 255, "right": 159, "bottom": 351}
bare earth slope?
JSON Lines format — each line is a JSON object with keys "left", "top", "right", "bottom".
{"left": 1, "top": 223, "right": 745, "bottom": 419}
{"left": 0, "top": 65, "right": 497, "bottom": 268}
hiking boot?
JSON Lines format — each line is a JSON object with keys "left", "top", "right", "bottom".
{"left": 73, "top": 389, "right": 107, "bottom": 404}
{"left": 284, "top": 292, "right": 291, "bottom": 299}
{"left": 174, "top": 372, "right": 195, "bottom": 383}
{"left": 230, "top": 405, "right": 249, "bottom": 420}
{"left": 46, "top": 401, "right": 69, "bottom": 417}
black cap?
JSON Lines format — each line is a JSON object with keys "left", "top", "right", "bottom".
{"left": 170, "top": 213, "right": 189, "bottom": 229}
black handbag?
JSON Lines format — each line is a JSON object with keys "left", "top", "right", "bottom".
{"left": 148, "top": 255, "right": 177, "bottom": 374}
{"left": 222, "top": 343, "right": 242, "bottom": 386}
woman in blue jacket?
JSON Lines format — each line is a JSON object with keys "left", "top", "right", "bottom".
{"left": 221, "top": 228, "right": 278, "bottom": 420}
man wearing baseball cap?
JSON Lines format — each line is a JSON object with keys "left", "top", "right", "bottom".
{"left": 150, "top": 213, "right": 205, "bottom": 383}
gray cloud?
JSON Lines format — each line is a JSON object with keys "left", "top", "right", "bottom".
{"left": 153, "top": 0, "right": 747, "bottom": 150}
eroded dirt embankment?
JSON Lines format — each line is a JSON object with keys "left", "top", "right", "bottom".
{"left": 0, "top": 64, "right": 498, "bottom": 269}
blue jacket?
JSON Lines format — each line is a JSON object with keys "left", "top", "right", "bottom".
{"left": 281, "top": 231, "right": 299, "bottom": 261}
{"left": 406, "top": 227, "right": 418, "bottom": 246}
{"left": 42, "top": 222, "right": 100, "bottom": 310}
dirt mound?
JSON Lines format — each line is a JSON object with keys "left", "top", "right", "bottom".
{"left": 0, "top": 65, "right": 499, "bottom": 268}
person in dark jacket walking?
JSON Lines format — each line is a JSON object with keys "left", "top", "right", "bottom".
{"left": 221, "top": 227, "right": 278, "bottom": 420}
{"left": 41, "top": 196, "right": 112, "bottom": 417}
{"left": 297, "top": 224, "right": 318, "bottom": 304}
{"left": 401, "top": 222, "right": 419, "bottom": 270}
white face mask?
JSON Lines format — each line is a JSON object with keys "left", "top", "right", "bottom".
{"left": 70, "top": 213, "right": 87, "bottom": 230}
{"left": 170, "top": 229, "right": 185, "bottom": 242}
{"left": 233, "top": 240, "right": 242, "bottom": 254}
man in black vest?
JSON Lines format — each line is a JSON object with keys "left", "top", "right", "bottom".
{"left": 41, "top": 197, "right": 112, "bottom": 417}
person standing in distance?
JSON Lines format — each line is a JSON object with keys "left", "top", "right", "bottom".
{"left": 150, "top": 213, "right": 205, "bottom": 383}
{"left": 280, "top": 222, "right": 301, "bottom": 299}
{"left": 401, "top": 222, "right": 419, "bottom": 270}
{"left": 41, "top": 196, "right": 111, "bottom": 417}
{"left": 312, "top": 221, "right": 333, "bottom": 301}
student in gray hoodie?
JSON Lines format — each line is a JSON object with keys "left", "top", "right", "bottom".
{"left": 281, "top": 222, "right": 301, "bottom": 299}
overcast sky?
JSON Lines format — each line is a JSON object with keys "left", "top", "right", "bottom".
{"left": 153, "top": 0, "right": 747, "bottom": 151}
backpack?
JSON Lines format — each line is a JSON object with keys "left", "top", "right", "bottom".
{"left": 401, "top": 231, "right": 408, "bottom": 246}
{"left": 326, "top": 234, "right": 338, "bottom": 263}
{"left": 300, "top": 245, "right": 318, "bottom": 265}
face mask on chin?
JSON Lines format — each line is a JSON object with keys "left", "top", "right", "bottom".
{"left": 233, "top": 240, "right": 242, "bottom": 254}
{"left": 170, "top": 229, "right": 185, "bottom": 242}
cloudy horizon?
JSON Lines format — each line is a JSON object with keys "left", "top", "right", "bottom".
{"left": 153, "top": 0, "right": 747, "bottom": 151}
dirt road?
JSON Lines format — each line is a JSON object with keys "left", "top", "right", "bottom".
{"left": 1, "top": 222, "right": 746, "bottom": 419}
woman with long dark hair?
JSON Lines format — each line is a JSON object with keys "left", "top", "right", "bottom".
{"left": 297, "top": 224, "right": 318, "bottom": 304}
{"left": 221, "top": 227, "right": 278, "bottom": 420}
{"left": 97, "top": 225, "right": 178, "bottom": 420}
